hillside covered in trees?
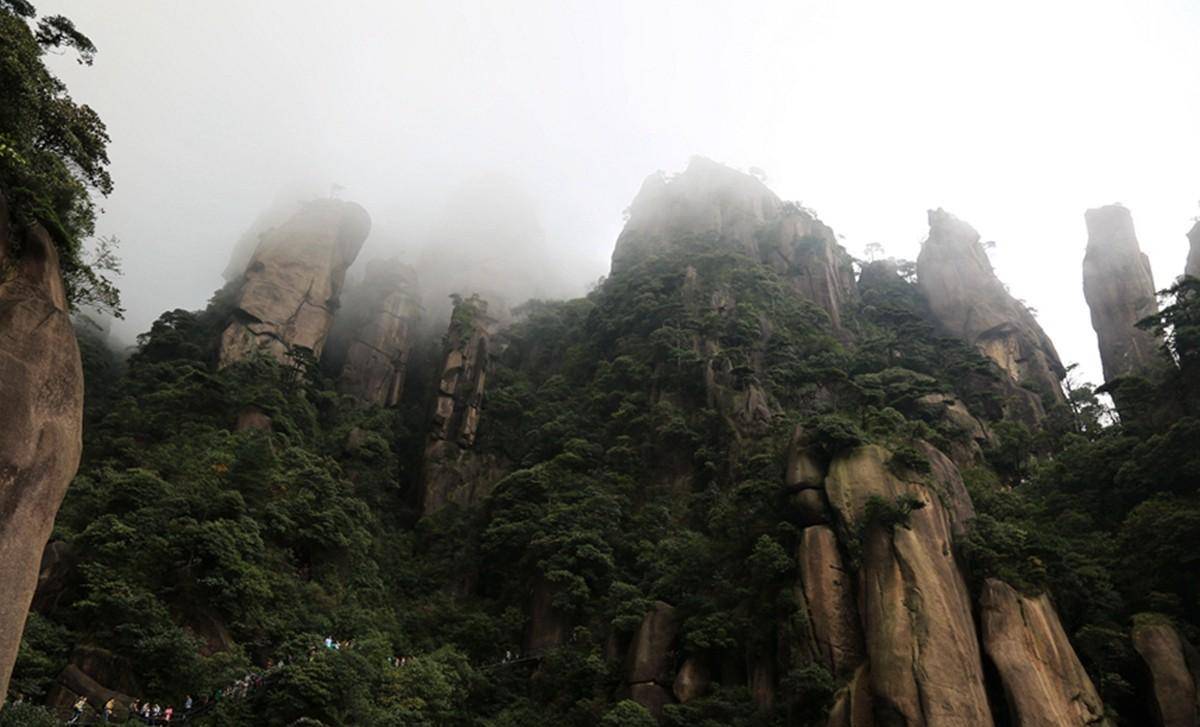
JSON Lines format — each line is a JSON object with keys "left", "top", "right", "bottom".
{"left": 3, "top": 3, "right": 1200, "bottom": 726}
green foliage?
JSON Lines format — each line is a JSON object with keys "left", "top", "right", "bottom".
{"left": 0, "top": 4, "right": 120, "bottom": 312}
{"left": 601, "top": 699, "right": 657, "bottom": 727}
{"left": 862, "top": 494, "right": 925, "bottom": 531}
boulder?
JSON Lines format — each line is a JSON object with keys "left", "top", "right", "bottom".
{"left": 917, "top": 209, "right": 1065, "bottom": 408}
{"left": 610, "top": 157, "right": 857, "bottom": 330}
{"left": 1082, "top": 205, "right": 1164, "bottom": 383}
{"left": 57, "top": 663, "right": 134, "bottom": 716}
{"left": 672, "top": 657, "right": 711, "bottom": 703}
{"left": 825, "top": 445, "right": 993, "bottom": 726}
{"left": 332, "top": 258, "right": 421, "bottom": 407}
{"left": 218, "top": 199, "right": 370, "bottom": 367}
{"left": 235, "top": 405, "right": 272, "bottom": 432}
{"left": 1131, "top": 617, "right": 1200, "bottom": 727}
{"left": 796, "top": 526, "right": 862, "bottom": 677}
{"left": 979, "top": 579, "right": 1110, "bottom": 727}
{"left": 626, "top": 601, "right": 679, "bottom": 684}
{"left": 0, "top": 193, "right": 84, "bottom": 698}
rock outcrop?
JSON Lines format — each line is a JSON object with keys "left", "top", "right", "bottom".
{"left": 917, "top": 209, "right": 1065, "bottom": 407}
{"left": 0, "top": 193, "right": 85, "bottom": 699}
{"left": 979, "top": 579, "right": 1110, "bottom": 726}
{"left": 1187, "top": 222, "right": 1200, "bottom": 280}
{"left": 824, "top": 444, "right": 993, "bottom": 726}
{"left": 218, "top": 199, "right": 370, "bottom": 367}
{"left": 795, "top": 525, "right": 862, "bottom": 677}
{"left": 612, "top": 157, "right": 857, "bottom": 330}
{"left": 672, "top": 658, "right": 711, "bottom": 703}
{"left": 1083, "top": 205, "right": 1163, "bottom": 383}
{"left": 332, "top": 258, "right": 421, "bottom": 407}
{"left": 1131, "top": 616, "right": 1200, "bottom": 727}
{"left": 420, "top": 294, "right": 507, "bottom": 515}
{"left": 624, "top": 601, "right": 679, "bottom": 716}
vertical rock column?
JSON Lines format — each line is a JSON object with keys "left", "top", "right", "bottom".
{"left": 335, "top": 259, "right": 421, "bottom": 407}
{"left": 1186, "top": 221, "right": 1200, "bottom": 280}
{"left": 979, "top": 579, "right": 1110, "bottom": 726}
{"left": 0, "top": 194, "right": 84, "bottom": 698}
{"left": 824, "top": 444, "right": 994, "bottom": 727}
{"left": 1131, "top": 617, "right": 1200, "bottom": 727}
{"left": 1082, "top": 205, "right": 1163, "bottom": 383}
{"left": 917, "top": 209, "right": 1066, "bottom": 418}
{"left": 218, "top": 199, "right": 370, "bottom": 367}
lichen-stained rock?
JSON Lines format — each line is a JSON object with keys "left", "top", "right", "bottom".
{"left": 917, "top": 209, "right": 1065, "bottom": 406}
{"left": 1131, "top": 616, "right": 1200, "bottom": 727}
{"left": 335, "top": 258, "right": 421, "bottom": 406}
{"left": 825, "top": 445, "right": 993, "bottom": 726}
{"left": 626, "top": 601, "right": 679, "bottom": 684}
{"left": 1083, "top": 205, "right": 1164, "bottom": 383}
{"left": 611, "top": 157, "right": 857, "bottom": 330}
{"left": 0, "top": 193, "right": 84, "bottom": 699}
{"left": 980, "top": 579, "right": 1110, "bottom": 727}
{"left": 420, "top": 294, "right": 508, "bottom": 515}
{"left": 218, "top": 199, "right": 370, "bottom": 367}
{"left": 796, "top": 525, "right": 862, "bottom": 677}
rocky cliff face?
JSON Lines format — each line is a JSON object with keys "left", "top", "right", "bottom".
{"left": 917, "top": 209, "right": 1065, "bottom": 406}
{"left": 1083, "top": 205, "right": 1163, "bottom": 383}
{"left": 1131, "top": 617, "right": 1200, "bottom": 727}
{"left": 0, "top": 193, "right": 84, "bottom": 699}
{"left": 1187, "top": 222, "right": 1200, "bottom": 280}
{"left": 612, "top": 157, "right": 857, "bottom": 330}
{"left": 980, "top": 579, "right": 1110, "bottom": 726}
{"left": 218, "top": 199, "right": 370, "bottom": 367}
{"left": 419, "top": 294, "right": 508, "bottom": 515}
{"left": 825, "top": 445, "right": 993, "bottom": 726}
{"left": 330, "top": 258, "right": 421, "bottom": 407}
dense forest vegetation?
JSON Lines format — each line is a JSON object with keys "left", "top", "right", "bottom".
{"left": 4, "top": 2, "right": 1200, "bottom": 726}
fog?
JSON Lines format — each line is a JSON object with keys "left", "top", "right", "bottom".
{"left": 39, "top": 0, "right": 1200, "bottom": 386}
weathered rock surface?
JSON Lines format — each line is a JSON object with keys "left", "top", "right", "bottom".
{"left": 1187, "top": 221, "right": 1200, "bottom": 280}
{"left": 1131, "top": 617, "right": 1200, "bottom": 727}
{"left": 611, "top": 157, "right": 857, "bottom": 329}
{"left": 523, "top": 576, "right": 569, "bottom": 655}
{"left": 910, "top": 394, "right": 991, "bottom": 468}
{"left": 334, "top": 258, "right": 421, "bottom": 406}
{"left": 626, "top": 601, "right": 679, "bottom": 684}
{"left": 827, "top": 663, "right": 874, "bottom": 727}
{"left": 420, "top": 295, "right": 508, "bottom": 515}
{"left": 0, "top": 193, "right": 84, "bottom": 699}
{"left": 31, "top": 540, "right": 74, "bottom": 614}
{"left": 672, "top": 657, "right": 711, "bottom": 703}
{"left": 979, "top": 579, "right": 1110, "bottom": 727}
{"left": 917, "top": 209, "right": 1065, "bottom": 407}
{"left": 1083, "top": 205, "right": 1163, "bottom": 383}
{"left": 218, "top": 199, "right": 370, "bottom": 367}
{"left": 787, "top": 424, "right": 827, "bottom": 489}
{"left": 796, "top": 525, "right": 862, "bottom": 677}
{"left": 825, "top": 445, "right": 993, "bottom": 726}
{"left": 629, "top": 682, "right": 674, "bottom": 718}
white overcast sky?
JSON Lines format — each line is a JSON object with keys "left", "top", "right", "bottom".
{"left": 40, "top": 0, "right": 1200, "bottom": 386}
